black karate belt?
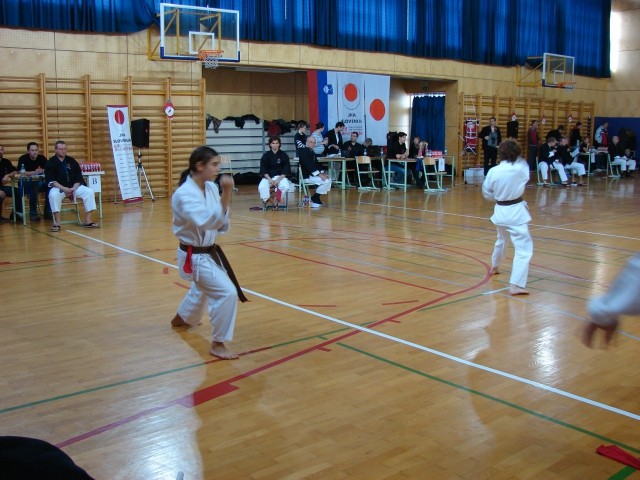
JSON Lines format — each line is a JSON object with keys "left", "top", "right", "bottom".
{"left": 496, "top": 197, "right": 523, "bottom": 206}
{"left": 179, "top": 243, "right": 249, "bottom": 303}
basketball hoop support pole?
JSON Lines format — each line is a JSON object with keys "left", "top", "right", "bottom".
{"left": 137, "top": 148, "right": 155, "bottom": 201}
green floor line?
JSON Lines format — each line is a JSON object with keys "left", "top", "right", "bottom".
{"left": 609, "top": 466, "right": 638, "bottom": 480}
{"left": 1, "top": 321, "right": 380, "bottom": 415}
{"left": 0, "top": 362, "right": 204, "bottom": 414}
{"left": 339, "top": 342, "right": 640, "bottom": 455}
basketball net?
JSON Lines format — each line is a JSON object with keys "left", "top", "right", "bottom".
{"left": 198, "top": 50, "right": 224, "bottom": 69}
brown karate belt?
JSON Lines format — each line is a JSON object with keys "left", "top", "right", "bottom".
{"left": 179, "top": 243, "right": 248, "bottom": 303}
{"left": 496, "top": 196, "right": 523, "bottom": 206}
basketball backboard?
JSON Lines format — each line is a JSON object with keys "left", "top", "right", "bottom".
{"left": 542, "top": 53, "right": 575, "bottom": 89}
{"left": 151, "top": 3, "right": 240, "bottom": 64}
{"left": 516, "top": 53, "right": 576, "bottom": 90}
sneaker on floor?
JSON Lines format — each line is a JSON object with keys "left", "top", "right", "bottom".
{"left": 30, "top": 215, "right": 41, "bottom": 222}
{"left": 310, "top": 202, "right": 322, "bottom": 208}
{"left": 570, "top": 183, "right": 577, "bottom": 187}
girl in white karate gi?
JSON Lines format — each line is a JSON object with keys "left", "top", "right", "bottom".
{"left": 482, "top": 140, "right": 533, "bottom": 295}
{"left": 171, "top": 146, "right": 247, "bottom": 359}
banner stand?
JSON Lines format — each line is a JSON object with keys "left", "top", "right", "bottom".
{"left": 107, "top": 105, "right": 144, "bottom": 205}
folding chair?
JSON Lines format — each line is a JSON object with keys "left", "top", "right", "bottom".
{"left": 262, "top": 184, "right": 289, "bottom": 211}
{"left": 381, "top": 156, "right": 393, "bottom": 190}
{"left": 442, "top": 155, "right": 455, "bottom": 188}
{"left": 355, "top": 156, "right": 380, "bottom": 190}
{"left": 422, "top": 157, "right": 446, "bottom": 192}
{"left": 608, "top": 154, "right": 624, "bottom": 178}
{"left": 297, "top": 165, "right": 316, "bottom": 197}
{"left": 219, "top": 155, "right": 238, "bottom": 191}
{"left": 536, "top": 158, "right": 561, "bottom": 186}
{"left": 59, "top": 196, "right": 81, "bottom": 225}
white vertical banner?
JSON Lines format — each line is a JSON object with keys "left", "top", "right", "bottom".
{"left": 335, "top": 72, "right": 365, "bottom": 137}
{"left": 106, "top": 106, "right": 143, "bottom": 204}
{"left": 363, "top": 74, "right": 390, "bottom": 145}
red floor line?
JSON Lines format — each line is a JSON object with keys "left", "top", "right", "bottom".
{"left": 56, "top": 404, "right": 171, "bottom": 448}
{"left": 242, "top": 244, "right": 451, "bottom": 294}
{"left": 54, "top": 269, "right": 494, "bottom": 449}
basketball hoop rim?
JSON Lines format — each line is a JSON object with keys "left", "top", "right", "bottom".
{"left": 198, "top": 49, "right": 224, "bottom": 61}
{"left": 544, "top": 81, "right": 576, "bottom": 90}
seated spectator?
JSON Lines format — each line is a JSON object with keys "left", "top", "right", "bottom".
{"left": 17, "top": 142, "right": 50, "bottom": 222}
{"left": 538, "top": 136, "right": 568, "bottom": 186}
{"left": 311, "top": 122, "right": 328, "bottom": 155}
{"left": 45, "top": 141, "right": 99, "bottom": 232}
{"left": 387, "top": 131, "right": 409, "bottom": 184}
{"left": 357, "top": 137, "right": 378, "bottom": 187}
{"left": 408, "top": 136, "right": 421, "bottom": 158}
{"left": 341, "top": 132, "right": 364, "bottom": 184}
{"left": 362, "top": 137, "right": 373, "bottom": 154}
{"left": 557, "top": 136, "right": 586, "bottom": 186}
{"left": 342, "top": 132, "right": 364, "bottom": 158}
{"left": 408, "top": 136, "right": 424, "bottom": 187}
{"left": 608, "top": 136, "right": 636, "bottom": 177}
{"left": 0, "top": 145, "right": 23, "bottom": 223}
{"left": 299, "top": 137, "right": 332, "bottom": 208}
{"left": 258, "top": 136, "right": 292, "bottom": 210}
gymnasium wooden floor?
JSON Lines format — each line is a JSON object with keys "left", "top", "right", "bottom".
{"left": 1, "top": 175, "right": 639, "bottom": 480}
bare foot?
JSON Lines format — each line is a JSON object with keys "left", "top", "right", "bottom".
{"left": 171, "top": 313, "right": 189, "bottom": 327}
{"left": 489, "top": 267, "right": 500, "bottom": 275}
{"left": 509, "top": 284, "right": 529, "bottom": 295}
{"left": 209, "top": 342, "right": 239, "bottom": 360}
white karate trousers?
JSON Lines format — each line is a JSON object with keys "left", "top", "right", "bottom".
{"left": 538, "top": 160, "right": 568, "bottom": 183}
{"left": 48, "top": 185, "right": 96, "bottom": 213}
{"left": 491, "top": 223, "right": 533, "bottom": 288}
{"left": 177, "top": 252, "right": 237, "bottom": 343}
{"left": 304, "top": 175, "right": 332, "bottom": 195}
{"left": 258, "top": 177, "right": 292, "bottom": 202}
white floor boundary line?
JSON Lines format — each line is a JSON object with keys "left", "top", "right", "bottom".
{"left": 68, "top": 230, "right": 640, "bottom": 422}
{"left": 364, "top": 202, "right": 640, "bottom": 241}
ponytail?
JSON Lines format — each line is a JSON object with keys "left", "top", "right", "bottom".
{"left": 178, "top": 168, "right": 190, "bottom": 186}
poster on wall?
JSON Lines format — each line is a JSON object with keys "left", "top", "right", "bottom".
{"left": 106, "top": 105, "right": 143, "bottom": 204}
{"left": 307, "top": 70, "right": 390, "bottom": 145}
